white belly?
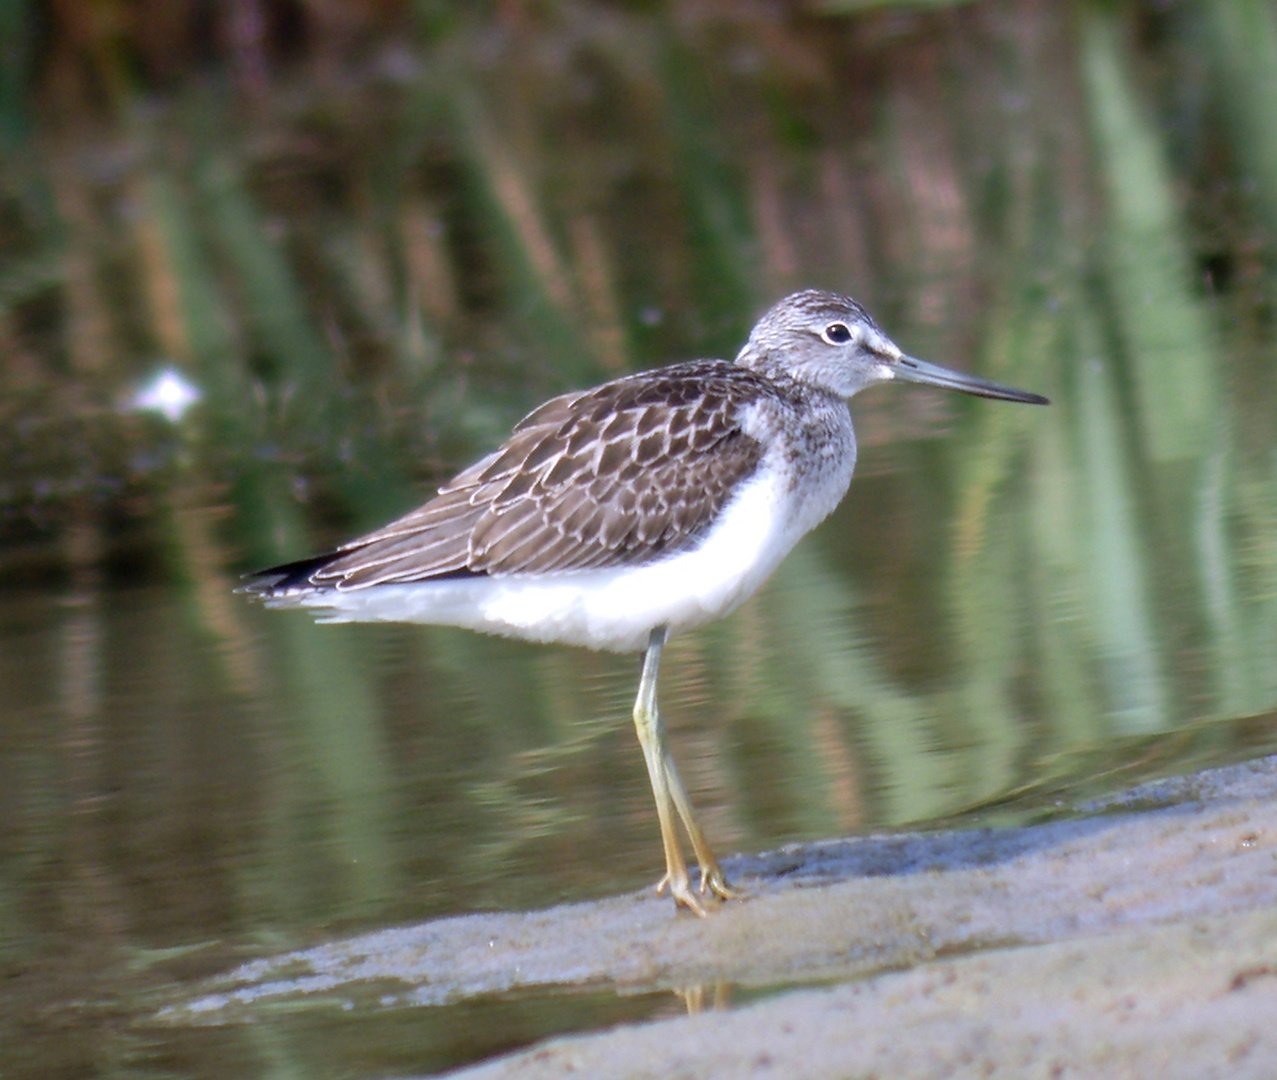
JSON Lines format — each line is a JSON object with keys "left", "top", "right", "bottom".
{"left": 267, "top": 441, "right": 856, "bottom": 653}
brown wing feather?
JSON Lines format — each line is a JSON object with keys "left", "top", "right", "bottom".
{"left": 264, "top": 360, "right": 770, "bottom": 590}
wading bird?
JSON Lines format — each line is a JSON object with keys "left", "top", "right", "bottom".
{"left": 243, "top": 290, "right": 1048, "bottom": 915}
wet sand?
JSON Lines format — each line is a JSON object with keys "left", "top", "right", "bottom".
{"left": 160, "top": 755, "right": 1277, "bottom": 1077}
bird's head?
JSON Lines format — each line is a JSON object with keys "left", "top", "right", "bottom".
{"left": 736, "top": 290, "right": 1048, "bottom": 406}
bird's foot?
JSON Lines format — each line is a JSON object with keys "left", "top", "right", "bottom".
{"left": 699, "top": 863, "right": 736, "bottom": 902}
{"left": 655, "top": 864, "right": 736, "bottom": 915}
{"left": 655, "top": 872, "right": 713, "bottom": 917}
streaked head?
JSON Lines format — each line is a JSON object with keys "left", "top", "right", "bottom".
{"left": 736, "top": 290, "right": 1048, "bottom": 406}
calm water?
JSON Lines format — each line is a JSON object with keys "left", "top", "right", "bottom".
{"left": 3, "top": 2, "right": 1277, "bottom": 1076}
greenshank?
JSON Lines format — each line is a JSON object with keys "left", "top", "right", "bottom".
{"left": 243, "top": 289, "right": 1048, "bottom": 915}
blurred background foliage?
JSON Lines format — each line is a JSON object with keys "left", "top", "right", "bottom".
{"left": 2, "top": 0, "right": 1277, "bottom": 1074}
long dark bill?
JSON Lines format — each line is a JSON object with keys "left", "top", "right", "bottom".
{"left": 894, "top": 355, "right": 1049, "bottom": 405}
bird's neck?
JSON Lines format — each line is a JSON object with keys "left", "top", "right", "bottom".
{"left": 734, "top": 345, "right": 845, "bottom": 407}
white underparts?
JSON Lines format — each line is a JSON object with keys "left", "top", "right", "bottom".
{"left": 265, "top": 418, "right": 857, "bottom": 653}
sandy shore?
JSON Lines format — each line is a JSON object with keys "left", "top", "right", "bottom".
{"left": 160, "top": 755, "right": 1277, "bottom": 1077}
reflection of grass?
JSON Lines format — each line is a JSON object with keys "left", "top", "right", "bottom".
{"left": 1072, "top": 303, "right": 1166, "bottom": 734}
{"left": 1201, "top": 2, "right": 1277, "bottom": 240}
{"left": 955, "top": 707, "right": 1277, "bottom": 827}
{"left": 2, "top": 2, "right": 1276, "bottom": 941}
{"left": 1080, "top": 5, "right": 1219, "bottom": 464}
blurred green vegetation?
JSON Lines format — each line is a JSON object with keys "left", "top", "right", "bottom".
{"left": 2, "top": 1, "right": 1277, "bottom": 1072}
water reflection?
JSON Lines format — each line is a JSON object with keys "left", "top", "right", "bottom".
{"left": 3, "top": 0, "right": 1277, "bottom": 1076}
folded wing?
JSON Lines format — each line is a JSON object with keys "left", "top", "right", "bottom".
{"left": 244, "top": 360, "right": 769, "bottom": 592}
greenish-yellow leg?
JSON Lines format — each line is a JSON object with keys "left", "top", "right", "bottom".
{"left": 632, "top": 627, "right": 734, "bottom": 915}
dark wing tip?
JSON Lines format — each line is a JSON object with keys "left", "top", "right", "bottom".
{"left": 237, "top": 552, "right": 341, "bottom": 595}
{"left": 238, "top": 549, "right": 492, "bottom": 595}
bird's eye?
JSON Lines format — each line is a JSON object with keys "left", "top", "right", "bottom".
{"left": 821, "top": 322, "right": 853, "bottom": 345}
